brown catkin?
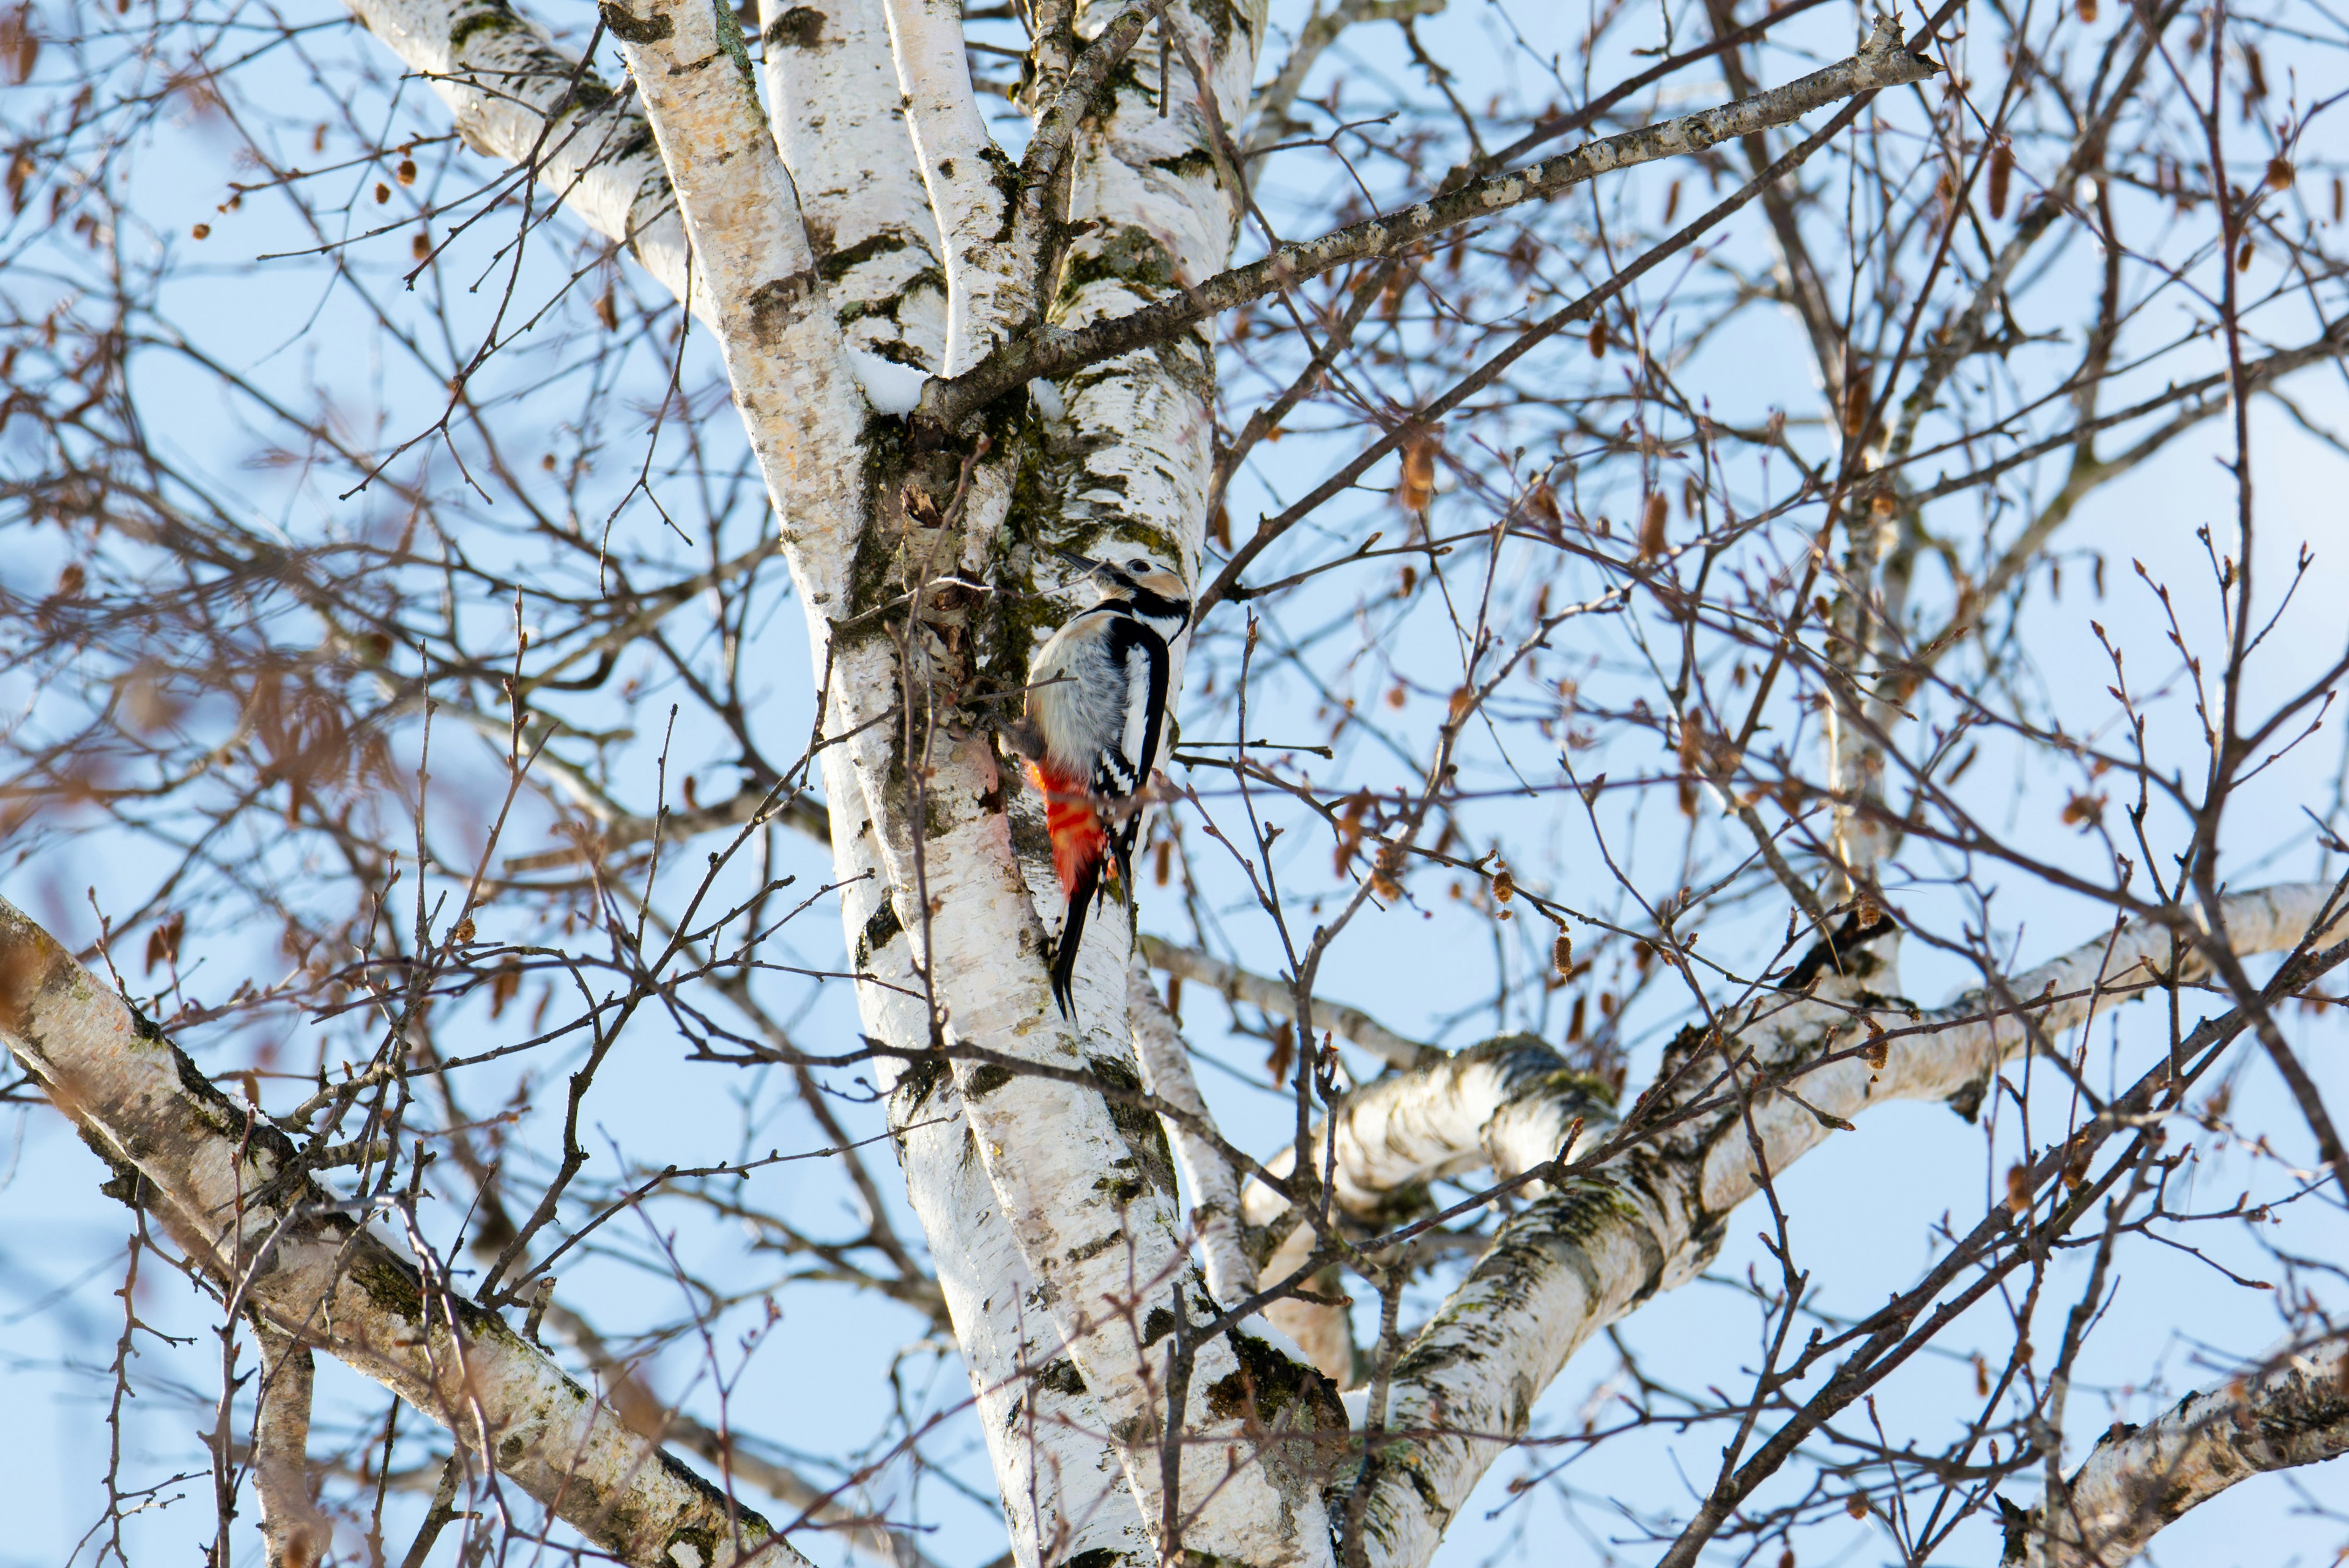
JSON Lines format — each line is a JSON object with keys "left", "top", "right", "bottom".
{"left": 1399, "top": 431, "right": 1439, "bottom": 514}
{"left": 1527, "top": 480, "right": 1563, "bottom": 530}
{"left": 2266, "top": 157, "right": 2294, "bottom": 191}
{"left": 2076, "top": 0, "right": 2096, "bottom": 22}
{"left": 1988, "top": 141, "right": 2013, "bottom": 218}
{"left": 1589, "top": 315, "right": 1609, "bottom": 357}
{"left": 1841, "top": 362, "right": 1874, "bottom": 440}
{"left": 1553, "top": 933, "right": 1572, "bottom": 977}
{"left": 1639, "top": 492, "right": 1668, "bottom": 559}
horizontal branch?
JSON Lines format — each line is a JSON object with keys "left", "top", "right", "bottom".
{"left": 918, "top": 15, "right": 1939, "bottom": 427}
{"left": 0, "top": 896, "right": 786, "bottom": 1568}
{"left": 1140, "top": 934, "right": 1438, "bottom": 1069}
{"left": 2002, "top": 1338, "right": 2349, "bottom": 1566}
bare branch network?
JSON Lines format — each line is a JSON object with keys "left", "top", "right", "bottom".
{"left": 2, "top": 0, "right": 2348, "bottom": 1561}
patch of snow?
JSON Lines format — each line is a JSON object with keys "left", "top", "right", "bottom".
{"left": 850, "top": 347, "right": 928, "bottom": 415}
{"left": 1237, "top": 1312, "right": 1311, "bottom": 1367}
{"left": 1029, "top": 377, "right": 1066, "bottom": 422}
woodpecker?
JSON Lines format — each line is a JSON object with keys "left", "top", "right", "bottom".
{"left": 1017, "top": 548, "right": 1190, "bottom": 1016}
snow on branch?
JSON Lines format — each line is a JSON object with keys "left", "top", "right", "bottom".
{"left": 2000, "top": 1338, "right": 2349, "bottom": 1566}
{"left": 0, "top": 896, "right": 789, "bottom": 1568}
{"left": 919, "top": 15, "right": 1940, "bottom": 427}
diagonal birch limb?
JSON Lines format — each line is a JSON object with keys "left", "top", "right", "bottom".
{"left": 918, "top": 16, "right": 1940, "bottom": 428}
{"left": 595, "top": 0, "right": 875, "bottom": 612}
{"left": 1238, "top": 1036, "right": 1616, "bottom": 1384}
{"left": 1999, "top": 1337, "right": 2349, "bottom": 1566}
{"left": 1129, "top": 957, "right": 1254, "bottom": 1307}
{"left": 1350, "top": 882, "right": 2349, "bottom": 1568}
{"left": 0, "top": 897, "right": 793, "bottom": 1568}
{"left": 877, "top": 0, "right": 1020, "bottom": 371}
{"left": 342, "top": 0, "right": 707, "bottom": 318}
{"left": 1250, "top": 1036, "right": 1614, "bottom": 1222}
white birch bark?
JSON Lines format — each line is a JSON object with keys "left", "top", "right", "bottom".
{"left": 896, "top": 1068, "right": 1157, "bottom": 1568}
{"left": 2001, "top": 1338, "right": 2349, "bottom": 1566}
{"left": 762, "top": 0, "right": 949, "bottom": 390}
{"left": 1234, "top": 1038, "right": 1613, "bottom": 1383}
{"left": 878, "top": 0, "right": 1020, "bottom": 371}
{"left": 0, "top": 897, "right": 795, "bottom": 1568}
{"left": 1269, "top": 1035, "right": 1612, "bottom": 1216}
{"left": 1349, "top": 883, "right": 2349, "bottom": 1568}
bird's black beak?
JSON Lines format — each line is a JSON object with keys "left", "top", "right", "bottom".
{"left": 1052, "top": 547, "right": 1111, "bottom": 581}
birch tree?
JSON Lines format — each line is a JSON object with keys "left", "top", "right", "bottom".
{"left": 3, "top": 0, "right": 2348, "bottom": 1561}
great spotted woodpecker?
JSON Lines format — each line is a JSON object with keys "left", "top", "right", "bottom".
{"left": 1015, "top": 549, "right": 1190, "bottom": 1016}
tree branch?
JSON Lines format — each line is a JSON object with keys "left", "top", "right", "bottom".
{"left": 1129, "top": 957, "right": 1254, "bottom": 1306}
{"left": 0, "top": 897, "right": 788, "bottom": 1568}
{"left": 342, "top": 0, "right": 704, "bottom": 316}
{"left": 253, "top": 1329, "right": 331, "bottom": 1568}
{"left": 2000, "top": 1337, "right": 2349, "bottom": 1567}
{"left": 1140, "top": 935, "right": 1438, "bottom": 1070}
{"left": 919, "top": 15, "right": 1939, "bottom": 428}
{"left": 1350, "top": 882, "right": 2348, "bottom": 1568}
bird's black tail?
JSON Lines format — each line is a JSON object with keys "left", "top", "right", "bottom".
{"left": 1050, "top": 858, "right": 1104, "bottom": 1017}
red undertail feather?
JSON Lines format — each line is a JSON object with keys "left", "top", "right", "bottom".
{"left": 1026, "top": 760, "right": 1115, "bottom": 1017}
{"left": 1026, "top": 760, "right": 1109, "bottom": 895}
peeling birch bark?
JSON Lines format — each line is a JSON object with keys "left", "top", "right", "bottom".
{"left": 2000, "top": 1338, "right": 2349, "bottom": 1566}
{"left": 1349, "top": 883, "right": 2348, "bottom": 1568}
{"left": 0, "top": 897, "right": 793, "bottom": 1568}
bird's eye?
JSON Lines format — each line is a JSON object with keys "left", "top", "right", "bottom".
{"left": 1130, "top": 559, "right": 1148, "bottom": 573}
